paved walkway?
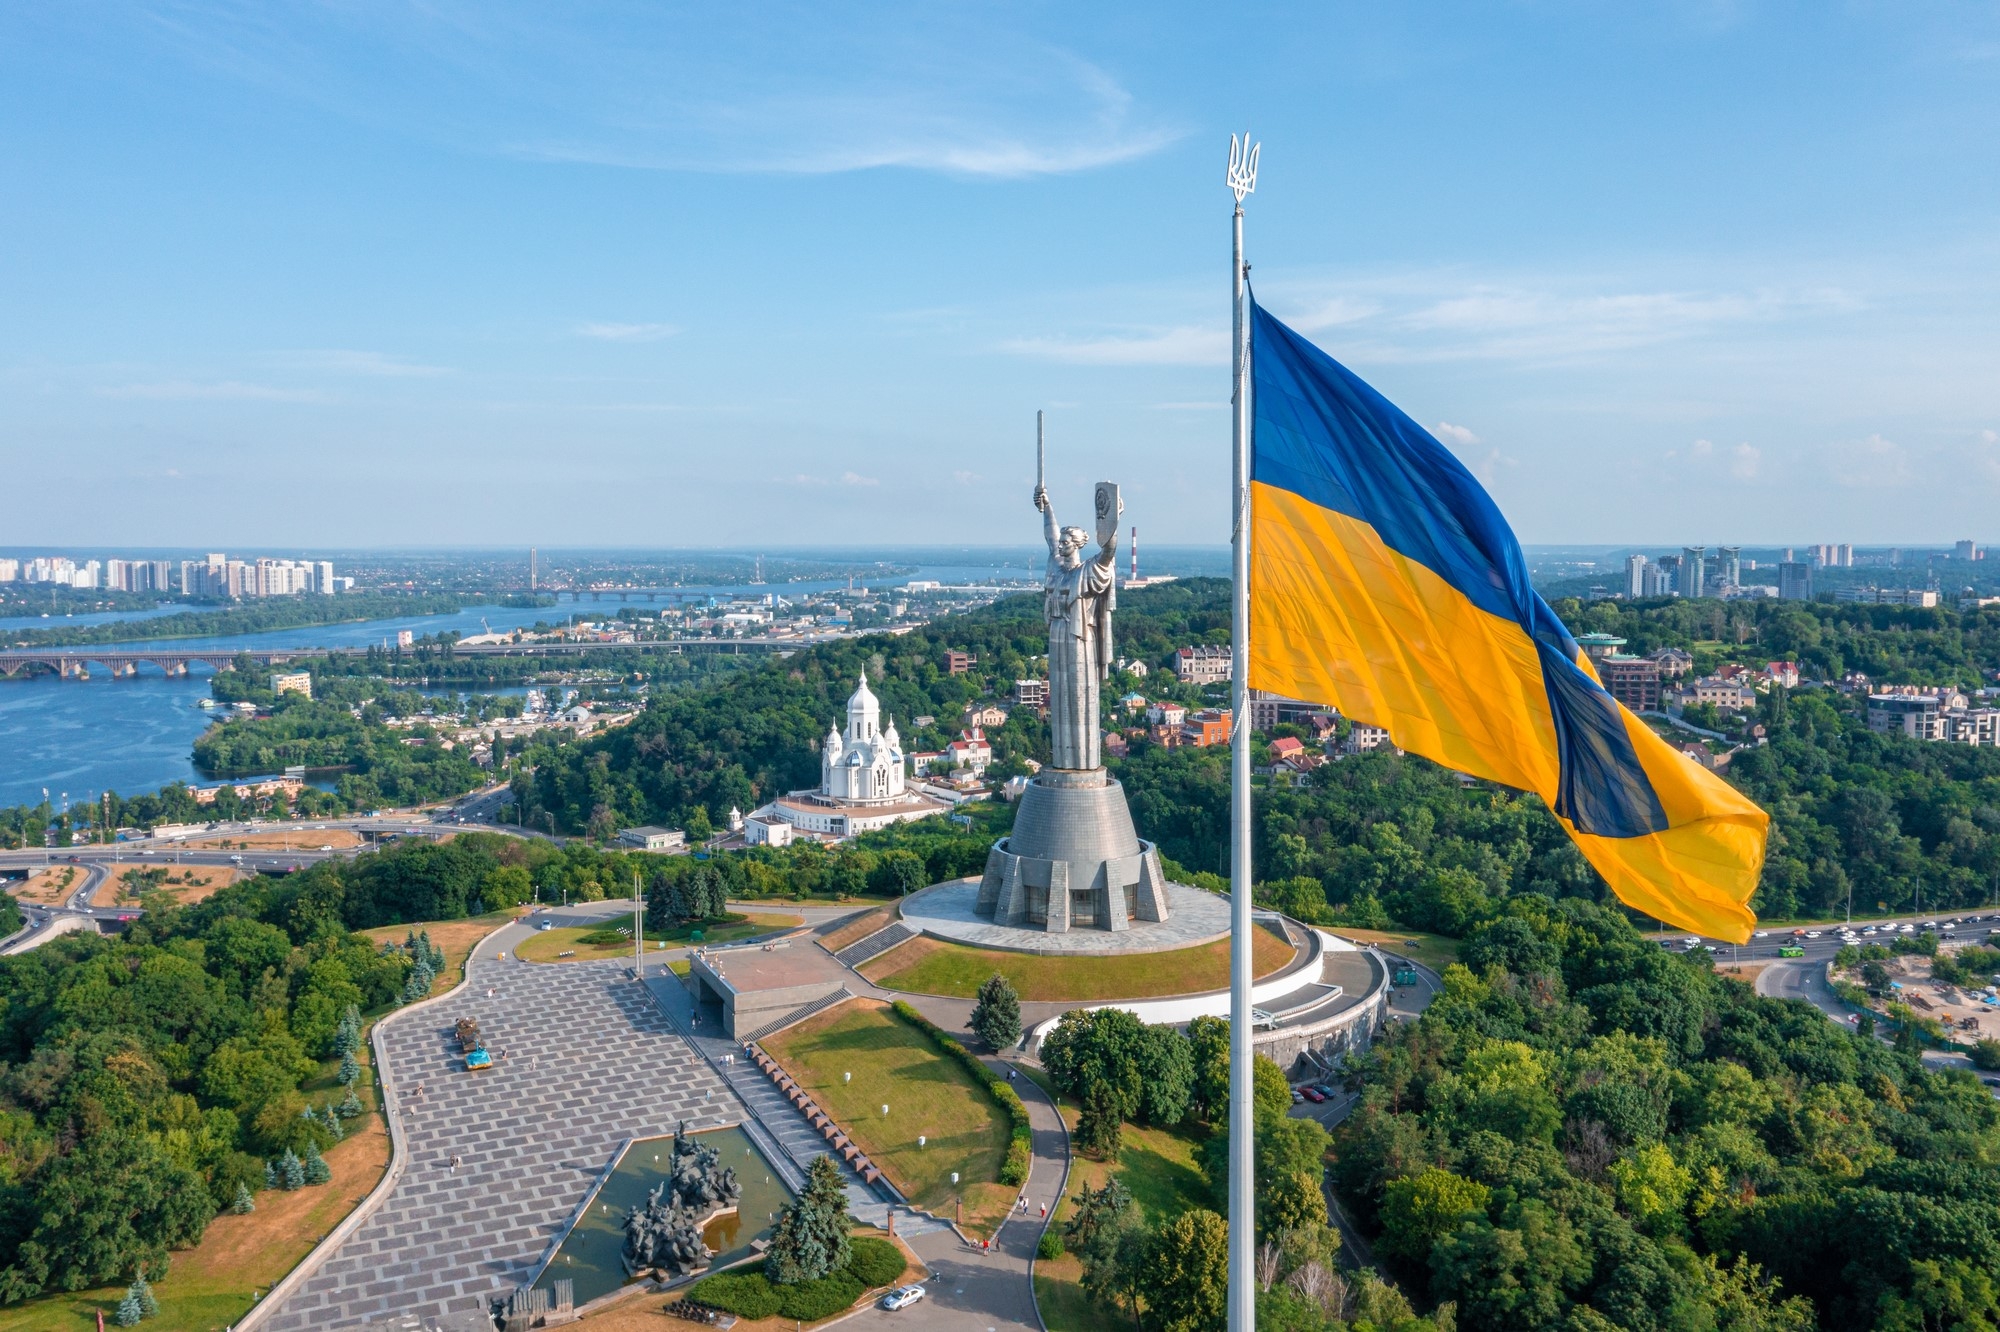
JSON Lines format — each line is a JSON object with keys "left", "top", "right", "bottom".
{"left": 265, "top": 922, "right": 732, "bottom": 1329}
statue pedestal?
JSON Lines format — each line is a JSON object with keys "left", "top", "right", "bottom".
{"left": 976, "top": 769, "right": 1171, "bottom": 933}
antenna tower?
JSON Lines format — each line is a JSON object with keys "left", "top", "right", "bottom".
{"left": 1130, "top": 526, "right": 1139, "bottom": 581}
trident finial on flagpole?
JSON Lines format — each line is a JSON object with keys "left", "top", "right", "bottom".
{"left": 1227, "top": 132, "right": 1260, "bottom": 203}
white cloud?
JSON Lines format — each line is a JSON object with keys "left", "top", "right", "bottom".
{"left": 97, "top": 380, "right": 326, "bottom": 402}
{"left": 999, "top": 326, "right": 1226, "bottom": 366}
{"left": 952, "top": 470, "right": 983, "bottom": 485}
{"left": 1434, "top": 421, "right": 1480, "bottom": 446}
{"left": 775, "top": 473, "right": 828, "bottom": 487}
{"left": 1728, "top": 442, "right": 1761, "bottom": 481}
{"left": 575, "top": 322, "right": 680, "bottom": 342}
{"left": 1828, "top": 432, "right": 1911, "bottom": 488}
{"left": 840, "top": 471, "right": 879, "bottom": 486}
{"left": 145, "top": 7, "right": 1178, "bottom": 179}
{"left": 265, "top": 349, "right": 449, "bottom": 377}
{"left": 1286, "top": 297, "right": 1383, "bottom": 331}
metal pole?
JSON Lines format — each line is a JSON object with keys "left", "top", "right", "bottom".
{"left": 1225, "top": 129, "right": 1260, "bottom": 1332}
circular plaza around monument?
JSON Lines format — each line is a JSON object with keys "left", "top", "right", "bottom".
{"left": 898, "top": 876, "right": 1231, "bottom": 955}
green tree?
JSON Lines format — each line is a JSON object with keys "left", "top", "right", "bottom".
{"left": 1148, "top": 1209, "right": 1230, "bottom": 1332}
{"left": 970, "top": 973, "right": 1021, "bottom": 1051}
{"left": 302, "top": 1141, "right": 332, "bottom": 1186}
{"left": 1075, "top": 1080, "right": 1124, "bottom": 1161}
{"left": 1378, "top": 1168, "right": 1491, "bottom": 1265}
{"left": 230, "top": 1184, "right": 255, "bottom": 1215}
{"left": 767, "top": 1155, "right": 850, "bottom": 1284}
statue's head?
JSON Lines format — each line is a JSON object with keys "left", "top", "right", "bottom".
{"left": 1057, "top": 525, "right": 1089, "bottom": 565}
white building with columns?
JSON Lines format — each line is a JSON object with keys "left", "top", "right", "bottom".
{"left": 746, "top": 673, "right": 949, "bottom": 843}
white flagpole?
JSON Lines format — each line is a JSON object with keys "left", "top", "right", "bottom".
{"left": 1226, "top": 130, "right": 1260, "bottom": 1332}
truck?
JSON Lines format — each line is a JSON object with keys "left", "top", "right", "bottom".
{"left": 455, "top": 1017, "right": 493, "bottom": 1072}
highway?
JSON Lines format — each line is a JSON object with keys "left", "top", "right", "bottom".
{"left": 0, "top": 785, "right": 526, "bottom": 953}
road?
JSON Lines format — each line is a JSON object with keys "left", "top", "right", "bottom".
{"left": 0, "top": 791, "right": 517, "bottom": 951}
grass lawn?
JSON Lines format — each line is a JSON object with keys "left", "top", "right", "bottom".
{"left": 765, "top": 999, "right": 1016, "bottom": 1234}
{"left": 1034, "top": 1112, "right": 1214, "bottom": 1332}
{"left": 92, "top": 862, "right": 239, "bottom": 908}
{"left": 818, "top": 905, "right": 898, "bottom": 953}
{"left": 861, "top": 923, "right": 1296, "bottom": 1001}
{"left": 1334, "top": 928, "right": 1462, "bottom": 971}
{"left": 515, "top": 912, "right": 802, "bottom": 964}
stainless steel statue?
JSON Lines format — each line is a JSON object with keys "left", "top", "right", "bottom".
{"left": 1034, "top": 475, "right": 1120, "bottom": 771}
{"left": 975, "top": 419, "right": 1169, "bottom": 933}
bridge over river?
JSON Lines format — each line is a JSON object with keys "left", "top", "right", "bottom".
{"left": 0, "top": 635, "right": 822, "bottom": 678}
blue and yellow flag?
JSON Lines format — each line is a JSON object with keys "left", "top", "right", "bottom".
{"left": 1247, "top": 299, "right": 1768, "bottom": 943}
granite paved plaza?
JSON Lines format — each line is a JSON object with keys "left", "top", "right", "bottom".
{"left": 265, "top": 951, "right": 732, "bottom": 1330}
{"left": 900, "top": 877, "right": 1231, "bottom": 954}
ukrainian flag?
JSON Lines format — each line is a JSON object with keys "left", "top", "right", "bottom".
{"left": 1247, "top": 299, "right": 1768, "bottom": 943}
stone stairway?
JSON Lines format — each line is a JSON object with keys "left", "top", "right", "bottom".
{"left": 738, "top": 985, "right": 853, "bottom": 1043}
{"left": 833, "top": 921, "right": 916, "bottom": 969}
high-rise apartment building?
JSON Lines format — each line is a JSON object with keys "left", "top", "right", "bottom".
{"left": 1624, "top": 553, "right": 1648, "bottom": 597}
{"left": 1779, "top": 562, "right": 1814, "bottom": 601}
{"left": 1955, "top": 540, "right": 1983, "bottom": 561}
{"left": 1717, "top": 546, "right": 1741, "bottom": 590}
{"left": 1679, "top": 546, "right": 1707, "bottom": 599}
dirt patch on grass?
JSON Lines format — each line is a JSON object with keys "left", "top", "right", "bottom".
{"left": 91, "top": 862, "right": 239, "bottom": 908}
{"left": 1716, "top": 962, "right": 1772, "bottom": 985}
{"left": 361, "top": 912, "right": 514, "bottom": 991}
{"left": 6, "top": 866, "right": 82, "bottom": 905}
{"left": 862, "top": 924, "right": 1296, "bottom": 1002}
{"left": 817, "top": 905, "right": 897, "bottom": 953}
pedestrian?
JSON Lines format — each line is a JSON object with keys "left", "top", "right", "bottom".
{"left": 1040, "top": 1202, "right": 1047, "bottom": 1219}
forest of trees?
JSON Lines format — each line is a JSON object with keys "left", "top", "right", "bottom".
{"left": 0, "top": 871, "right": 427, "bottom": 1300}
{"left": 1331, "top": 897, "right": 2000, "bottom": 1330}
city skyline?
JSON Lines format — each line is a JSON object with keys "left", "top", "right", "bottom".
{"left": 3, "top": 4, "right": 1997, "bottom": 546}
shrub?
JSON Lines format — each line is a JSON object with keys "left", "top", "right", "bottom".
{"left": 687, "top": 1270, "right": 781, "bottom": 1319}
{"left": 579, "top": 928, "right": 629, "bottom": 946}
{"left": 845, "top": 1236, "right": 906, "bottom": 1288}
{"left": 1038, "top": 1228, "right": 1065, "bottom": 1259}
{"left": 773, "top": 1271, "right": 865, "bottom": 1321}
{"left": 1973, "top": 1038, "right": 2000, "bottom": 1072}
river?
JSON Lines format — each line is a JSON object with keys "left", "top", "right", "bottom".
{"left": 0, "top": 563, "right": 1038, "bottom": 811}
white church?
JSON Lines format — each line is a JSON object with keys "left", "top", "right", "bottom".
{"left": 742, "top": 672, "right": 950, "bottom": 845}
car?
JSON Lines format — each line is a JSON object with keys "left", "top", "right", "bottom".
{"left": 1300, "top": 1086, "right": 1326, "bottom": 1103}
{"left": 319, "top": 845, "right": 333, "bottom": 851}
{"left": 1291, "top": 1088, "right": 1305, "bottom": 1104}
{"left": 1752, "top": 930, "right": 1769, "bottom": 939}
{"left": 1313, "top": 1083, "right": 1339, "bottom": 1098}
{"left": 1899, "top": 924, "right": 1916, "bottom": 933}
{"left": 880, "top": 1285, "right": 926, "bottom": 1311}
{"left": 1863, "top": 927, "right": 1879, "bottom": 936}
{"left": 1805, "top": 931, "right": 1821, "bottom": 938}
{"left": 1682, "top": 936, "right": 1702, "bottom": 947}
{"left": 538, "top": 922, "right": 553, "bottom": 931}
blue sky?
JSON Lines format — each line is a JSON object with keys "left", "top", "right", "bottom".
{"left": 3, "top": 2, "right": 1997, "bottom": 549}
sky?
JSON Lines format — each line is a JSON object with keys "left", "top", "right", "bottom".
{"left": 2, "top": 1, "right": 1998, "bottom": 550}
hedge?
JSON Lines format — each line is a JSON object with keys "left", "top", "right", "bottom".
{"left": 846, "top": 1236, "right": 907, "bottom": 1288}
{"left": 685, "top": 1271, "right": 780, "bottom": 1320}
{"left": 776, "top": 1271, "right": 866, "bottom": 1321}
{"left": 890, "top": 1000, "right": 1034, "bottom": 1186}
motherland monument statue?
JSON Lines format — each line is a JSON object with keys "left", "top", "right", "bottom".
{"left": 975, "top": 414, "right": 1173, "bottom": 933}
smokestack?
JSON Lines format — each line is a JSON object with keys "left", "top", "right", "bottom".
{"left": 530, "top": 547, "right": 537, "bottom": 590}
{"left": 1130, "top": 526, "right": 1138, "bottom": 581}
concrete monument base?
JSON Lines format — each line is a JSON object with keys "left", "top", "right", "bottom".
{"left": 902, "top": 878, "right": 1228, "bottom": 956}
{"left": 974, "top": 768, "right": 1171, "bottom": 933}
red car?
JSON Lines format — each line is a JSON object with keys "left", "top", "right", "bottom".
{"left": 1299, "top": 1086, "right": 1327, "bottom": 1103}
